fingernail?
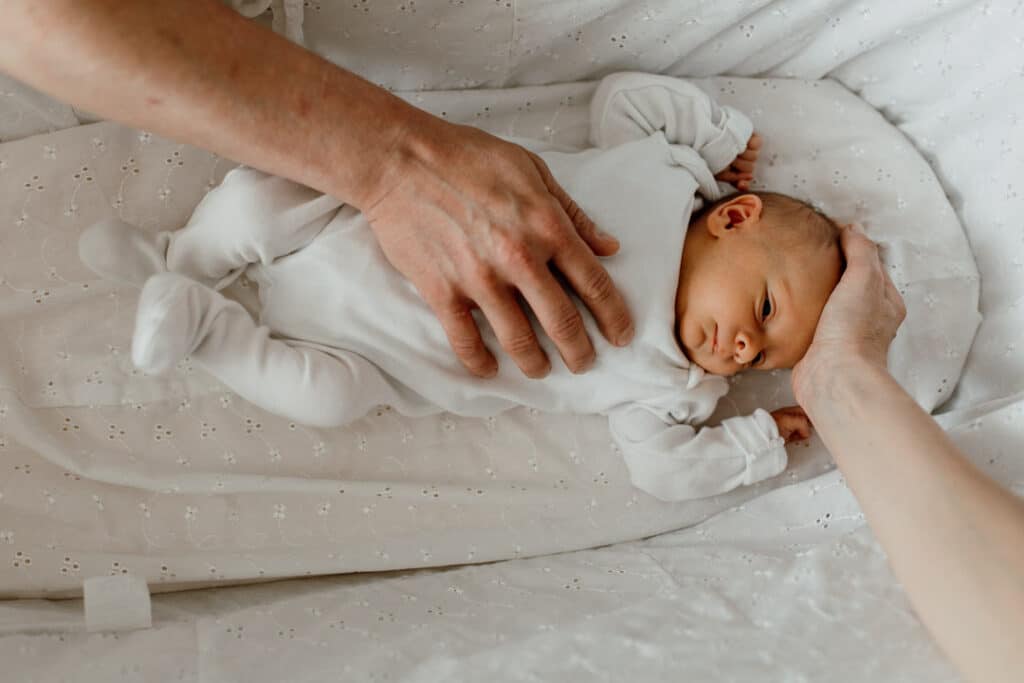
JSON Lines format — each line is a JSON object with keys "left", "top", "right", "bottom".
{"left": 572, "top": 354, "right": 595, "bottom": 374}
{"left": 616, "top": 325, "right": 635, "bottom": 346}
{"left": 528, "top": 359, "right": 551, "bottom": 379}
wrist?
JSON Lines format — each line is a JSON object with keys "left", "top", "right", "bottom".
{"left": 295, "top": 62, "right": 429, "bottom": 209}
{"left": 793, "top": 350, "right": 889, "bottom": 415}
{"left": 346, "top": 103, "right": 448, "bottom": 212}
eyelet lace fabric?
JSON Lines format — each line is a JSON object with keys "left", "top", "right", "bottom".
{"left": 0, "top": 1, "right": 1020, "bottom": 681}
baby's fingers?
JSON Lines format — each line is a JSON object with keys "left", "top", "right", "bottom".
{"left": 791, "top": 418, "right": 812, "bottom": 441}
{"left": 730, "top": 159, "right": 756, "bottom": 174}
{"left": 715, "top": 169, "right": 752, "bottom": 182}
{"left": 780, "top": 419, "right": 811, "bottom": 443}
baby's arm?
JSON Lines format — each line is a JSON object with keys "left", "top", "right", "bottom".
{"left": 608, "top": 403, "right": 788, "bottom": 502}
{"left": 589, "top": 72, "right": 754, "bottom": 175}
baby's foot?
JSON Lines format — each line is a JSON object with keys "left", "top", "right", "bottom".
{"left": 79, "top": 218, "right": 169, "bottom": 287}
{"left": 132, "top": 273, "right": 210, "bottom": 373}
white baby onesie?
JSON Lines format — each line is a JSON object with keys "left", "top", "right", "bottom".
{"left": 83, "top": 72, "right": 786, "bottom": 502}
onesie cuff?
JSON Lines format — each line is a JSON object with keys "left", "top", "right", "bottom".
{"left": 699, "top": 105, "right": 755, "bottom": 175}
{"left": 722, "top": 409, "right": 788, "bottom": 485}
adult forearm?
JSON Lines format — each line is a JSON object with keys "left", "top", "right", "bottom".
{"left": 800, "top": 359, "right": 1024, "bottom": 683}
{"left": 0, "top": 0, "right": 418, "bottom": 204}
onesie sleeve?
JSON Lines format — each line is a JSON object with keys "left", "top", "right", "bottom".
{"left": 608, "top": 403, "right": 787, "bottom": 502}
{"left": 589, "top": 72, "right": 754, "bottom": 174}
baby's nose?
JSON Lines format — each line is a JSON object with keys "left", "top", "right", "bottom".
{"left": 733, "top": 332, "right": 761, "bottom": 364}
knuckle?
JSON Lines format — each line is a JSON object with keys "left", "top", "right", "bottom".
{"left": 502, "top": 328, "right": 539, "bottom": 357}
{"left": 548, "top": 306, "right": 585, "bottom": 342}
{"left": 494, "top": 235, "right": 535, "bottom": 272}
{"left": 465, "top": 258, "right": 501, "bottom": 290}
{"left": 448, "top": 335, "right": 491, "bottom": 373}
{"left": 534, "top": 209, "right": 571, "bottom": 245}
{"left": 449, "top": 333, "right": 482, "bottom": 357}
{"left": 505, "top": 341, "right": 550, "bottom": 378}
{"left": 579, "top": 265, "right": 616, "bottom": 304}
{"left": 444, "top": 301, "right": 474, "bottom": 323}
{"left": 430, "top": 288, "right": 464, "bottom": 316}
{"left": 561, "top": 198, "right": 587, "bottom": 231}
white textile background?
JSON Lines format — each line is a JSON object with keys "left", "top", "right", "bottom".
{"left": 0, "top": 1, "right": 1022, "bottom": 681}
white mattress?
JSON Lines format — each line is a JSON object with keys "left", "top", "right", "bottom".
{"left": 0, "top": 0, "right": 1021, "bottom": 681}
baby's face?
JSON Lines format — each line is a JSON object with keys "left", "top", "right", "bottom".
{"left": 675, "top": 220, "right": 842, "bottom": 377}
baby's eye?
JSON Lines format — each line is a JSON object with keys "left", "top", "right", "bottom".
{"left": 761, "top": 296, "right": 772, "bottom": 321}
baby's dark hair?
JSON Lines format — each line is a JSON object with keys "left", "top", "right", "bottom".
{"left": 694, "top": 191, "right": 841, "bottom": 251}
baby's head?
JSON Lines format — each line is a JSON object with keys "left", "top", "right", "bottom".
{"left": 675, "top": 191, "right": 843, "bottom": 376}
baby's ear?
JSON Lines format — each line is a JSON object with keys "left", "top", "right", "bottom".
{"left": 708, "top": 194, "right": 763, "bottom": 237}
{"left": 730, "top": 193, "right": 764, "bottom": 226}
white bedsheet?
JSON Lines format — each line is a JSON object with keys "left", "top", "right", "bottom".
{"left": 0, "top": 75, "right": 977, "bottom": 598}
{"left": 0, "top": 0, "right": 1021, "bottom": 681}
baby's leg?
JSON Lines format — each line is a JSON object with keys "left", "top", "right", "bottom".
{"left": 79, "top": 167, "right": 344, "bottom": 288}
{"left": 166, "top": 167, "right": 345, "bottom": 287}
{"left": 134, "top": 273, "right": 397, "bottom": 427}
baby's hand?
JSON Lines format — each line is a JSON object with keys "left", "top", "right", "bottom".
{"left": 715, "top": 132, "right": 762, "bottom": 191}
{"left": 770, "top": 405, "right": 812, "bottom": 444}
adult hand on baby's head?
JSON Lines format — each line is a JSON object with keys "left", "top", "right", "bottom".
{"left": 714, "top": 132, "right": 761, "bottom": 191}
{"left": 361, "top": 113, "right": 634, "bottom": 379}
{"left": 791, "top": 225, "right": 907, "bottom": 406}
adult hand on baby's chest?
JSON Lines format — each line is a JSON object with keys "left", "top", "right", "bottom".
{"left": 360, "top": 114, "right": 633, "bottom": 381}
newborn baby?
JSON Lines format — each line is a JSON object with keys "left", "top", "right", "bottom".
{"left": 80, "top": 72, "right": 842, "bottom": 502}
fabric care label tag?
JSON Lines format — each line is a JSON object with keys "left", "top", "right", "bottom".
{"left": 83, "top": 575, "right": 153, "bottom": 632}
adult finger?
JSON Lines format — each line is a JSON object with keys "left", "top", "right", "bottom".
{"left": 881, "top": 262, "right": 908, "bottom": 321}
{"left": 430, "top": 295, "right": 498, "bottom": 378}
{"left": 553, "top": 238, "right": 635, "bottom": 348}
{"left": 516, "top": 264, "right": 595, "bottom": 373}
{"left": 839, "top": 225, "right": 884, "bottom": 277}
{"left": 530, "top": 153, "right": 620, "bottom": 257}
{"left": 532, "top": 155, "right": 635, "bottom": 348}
{"left": 473, "top": 285, "right": 552, "bottom": 378}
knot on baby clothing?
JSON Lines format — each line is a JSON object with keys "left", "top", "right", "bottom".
{"left": 224, "top": 0, "right": 305, "bottom": 44}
